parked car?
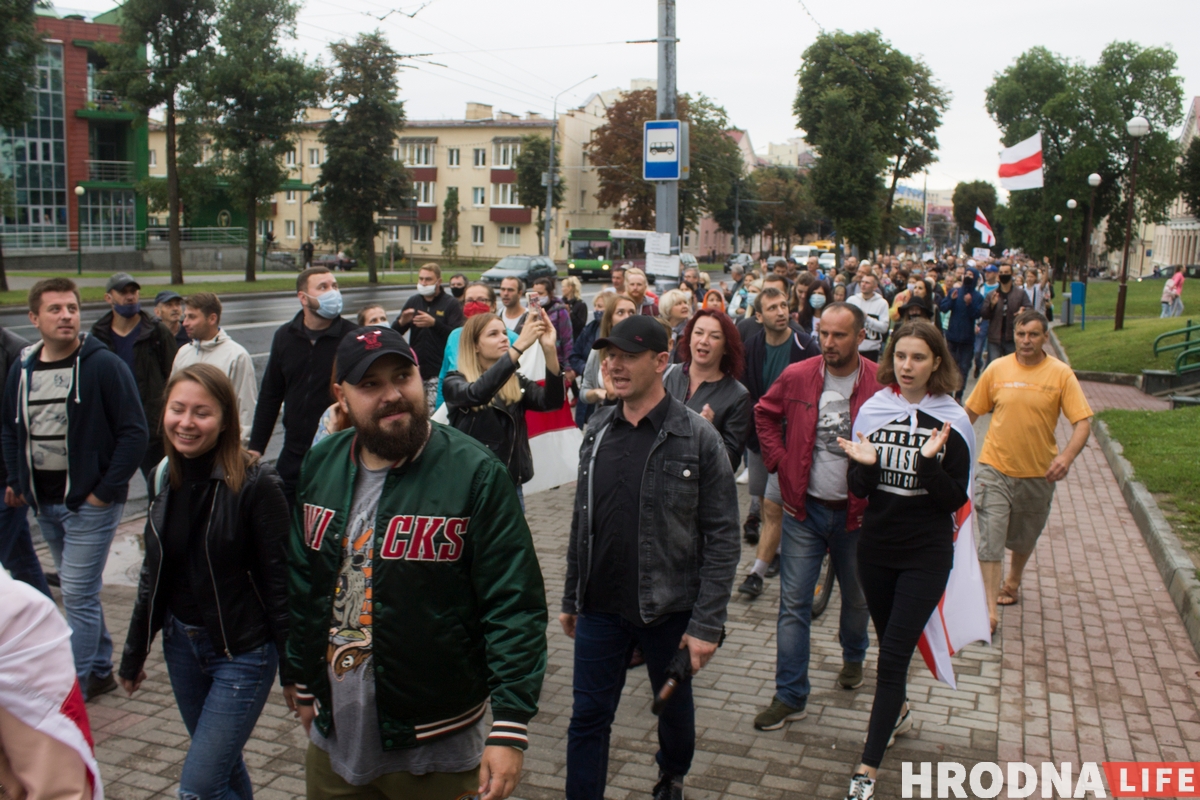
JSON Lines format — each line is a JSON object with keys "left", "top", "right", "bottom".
{"left": 480, "top": 255, "right": 558, "bottom": 287}
{"left": 314, "top": 254, "right": 357, "bottom": 271}
{"left": 679, "top": 252, "right": 699, "bottom": 272}
{"left": 766, "top": 256, "right": 790, "bottom": 273}
{"left": 818, "top": 252, "right": 837, "bottom": 271}
{"left": 724, "top": 253, "right": 754, "bottom": 271}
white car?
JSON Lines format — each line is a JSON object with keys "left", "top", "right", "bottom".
{"left": 818, "top": 252, "right": 837, "bottom": 271}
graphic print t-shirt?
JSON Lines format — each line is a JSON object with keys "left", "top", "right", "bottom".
{"left": 807, "top": 368, "right": 858, "bottom": 501}
{"left": 28, "top": 353, "right": 78, "bottom": 505}
{"left": 312, "top": 461, "right": 484, "bottom": 785}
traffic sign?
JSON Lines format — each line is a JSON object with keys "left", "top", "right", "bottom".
{"left": 644, "top": 120, "right": 689, "bottom": 181}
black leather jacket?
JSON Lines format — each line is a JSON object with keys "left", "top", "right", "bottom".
{"left": 119, "top": 459, "right": 292, "bottom": 683}
{"left": 442, "top": 355, "right": 564, "bottom": 485}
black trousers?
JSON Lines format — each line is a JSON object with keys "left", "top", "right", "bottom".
{"left": 856, "top": 558, "right": 951, "bottom": 769}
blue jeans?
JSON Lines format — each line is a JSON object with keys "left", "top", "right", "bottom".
{"left": 947, "top": 339, "right": 974, "bottom": 398}
{"left": 775, "top": 501, "right": 870, "bottom": 708}
{"left": 0, "top": 503, "right": 50, "bottom": 596}
{"left": 37, "top": 501, "right": 125, "bottom": 688}
{"left": 567, "top": 611, "right": 695, "bottom": 799}
{"left": 162, "top": 615, "right": 278, "bottom": 800}
{"left": 973, "top": 320, "right": 990, "bottom": 373}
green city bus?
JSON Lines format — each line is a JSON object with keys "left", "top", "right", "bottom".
{"left": 566, "top": 228, "right": 652, "bottom": 281}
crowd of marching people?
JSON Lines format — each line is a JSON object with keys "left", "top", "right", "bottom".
{"left": 0, "top": 250, "right": 1093, "bottom": 800}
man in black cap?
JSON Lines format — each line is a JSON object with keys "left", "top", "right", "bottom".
{"left": 560, "top": 315, "right": 739, "bottom": 800}
{"left": 153, "top": 289, "right": 189, "bottom": 347}
{"left": 91, "top": 273, "right": 178, "bottom": 480}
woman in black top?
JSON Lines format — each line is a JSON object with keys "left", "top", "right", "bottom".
{"left": 836, "top": 320, "right": 972, "bottom": 800}
{"left": 118, "top": 364, "right": 290, "bottom": 800}
{"left": 662, "top": 308, "right": 751, "bottom": 469}
{"left": 443, "top": 306, "right": 563, "bottom": 508}
{"left": 794, "top": 279, "right": 832, "bottom": 334}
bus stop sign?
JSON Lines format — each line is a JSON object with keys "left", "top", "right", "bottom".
{"left": 644, "top": 120, "right": 688, "bottom": 181}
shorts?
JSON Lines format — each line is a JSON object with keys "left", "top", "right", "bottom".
{"left": 765, "top": 472, "right": 782, "bottom": 506}
{"left": 974, "top": 464, "right": 1056, "bottom": 561}
{"left": 747, "top": 449, "right": 768, "bottom": 498}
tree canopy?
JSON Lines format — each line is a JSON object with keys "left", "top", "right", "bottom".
{"left": 513, "top": 134, "right": 563, "bottom": 254}
{"left": 952, "top": 180, "right": 998, "bottom": 250}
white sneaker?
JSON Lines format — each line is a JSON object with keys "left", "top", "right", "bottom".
{"left": 843, "top": 773, "right": 875, "bottom": 800}
{"left": 888, "top": 707, "right": 913, "bottom": 747}
{"left": 736, "top": 467, "right": 749, "bottom": 484}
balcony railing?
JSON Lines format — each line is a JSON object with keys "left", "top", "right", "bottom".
{"left": 85, "top": 88, "right": 127, "bottom": 111}
{"left": 87, "top": 160, "right": 135, "bottom": 183}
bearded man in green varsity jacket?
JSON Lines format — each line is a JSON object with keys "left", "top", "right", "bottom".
{"left": 283, "top": 326, "right": 547, "bottom": 800}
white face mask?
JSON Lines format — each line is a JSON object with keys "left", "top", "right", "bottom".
{"left": 416, "top": 283, "right": 437, "bottom": 297}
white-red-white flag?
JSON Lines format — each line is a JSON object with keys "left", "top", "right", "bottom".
{"left": 998, "top": 132, "right": 1044, "bottom": 190}
{"left": 974, "top": 208, "right": 996, "bottom": 247}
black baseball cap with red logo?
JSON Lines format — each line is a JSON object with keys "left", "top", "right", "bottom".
{"left": 336, "top": 326, "right": 419, "bottom": 385}
{"left": 592, "top": 315, "right": 669, "bottom": 354}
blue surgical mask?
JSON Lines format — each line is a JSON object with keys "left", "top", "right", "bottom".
{"left": 113, "top": 302, "right": 140, "bottom": 319}
{"left": 809, "top": 294, "right": 826, "bottom": 309}
{"left": 309, "top": 290, "right": 343, "bottom": 320}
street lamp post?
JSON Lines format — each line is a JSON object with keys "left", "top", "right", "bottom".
{"left": 1116, "top": 116, "right": 1151, "bottom": 331}
{"left": 1082, "top": 173, "right": 1101, "bottom": 285}
{"left": 1065, "top": 198, "right": 1077, "bottom": 280}
{"left": 74, "top": 185, "right": 85, "bottom": 276}
{"left": 1053, "top": 214, "right": 1063, "bottom": 292}
{"left": 544, "top": 74, "right": 596, "bottom": 260}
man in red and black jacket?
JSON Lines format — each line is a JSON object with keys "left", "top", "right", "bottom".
{"left": 748, "top": 301, "right": 881, "bottom": 732}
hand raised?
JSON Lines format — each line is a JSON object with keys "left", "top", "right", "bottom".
{"left": 920, "top": 421, "right": 952, "bottom": 459}
{"left": 836, "top": 433, "right": 877, "bottom": 466}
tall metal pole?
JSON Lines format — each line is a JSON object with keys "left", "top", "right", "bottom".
{"left": 1115, "top": 137, "right": 1142, "bottom": 331}
{"left": 1064, "top": 199, "right": 1076, "bottom": 283}
{"left": 1082, "top": 185, "right": 1097, "bottom": 285}
{"left": 655, "top": 0, "right": 678, "bottom": 249}
{"left": 1053, "top": 215, "right": 1062, "bottom": 292}
{"left": 544, "top": 74, "right": 596, "bottom": 260}
{"left": 731, "top": 180, "right": 740, "bottom": 255}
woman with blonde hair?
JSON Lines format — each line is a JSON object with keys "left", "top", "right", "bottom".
{"left": 443, "top": 306, "right": 563, "bottom": 505}
{"left": 561, "top": 275, "right": 588, "bottom": 338}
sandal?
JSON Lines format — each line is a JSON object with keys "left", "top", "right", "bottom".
{"left": 997, "top": 584, "right": 1019, "bottom": 606}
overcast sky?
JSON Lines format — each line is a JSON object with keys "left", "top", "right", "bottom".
{"left": 64, "top": 0, "right": 1199, "bottom": 195}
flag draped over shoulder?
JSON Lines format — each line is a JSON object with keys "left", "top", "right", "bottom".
{"left": 851, "top": 389, "right": 992, "bottom": 689}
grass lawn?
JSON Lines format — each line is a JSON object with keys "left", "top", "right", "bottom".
{"left": 1062, "top": 278, "right": 1169, "bottom": 318}
{"left": 1053, "top": 317, "right": 1192, "bottom": 374}
{"left": 1098, "top": 405, "right": 1200, "bottom": 553}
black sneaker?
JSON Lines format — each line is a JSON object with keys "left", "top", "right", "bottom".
{"left": 743, "top": 515, "right": 760, "bottom": 545}
{"left": 737, "top": 572, "right": 763, "bottom": 599}
{"left": 765, "top": 553, "right": 780, "bottom": 578}
{"left": 44, "top": 571, "right": 60, "bottom": 588}
{"left": 652, "top": 770, "right": 685, "bottom": 800}
{"left": 86, "top": 673, "right": 117, "bottom": 701}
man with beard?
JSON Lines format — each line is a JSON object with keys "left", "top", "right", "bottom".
{"left": 750, "top": 302, "right": 879, "bottom": 730}
{"left": 983, "top": 262, "right": 1027, "bottom": 363}
{"left": 286, "top": 326, "right": 547, "bottom": 800}
{"left": 249, "top": 267, "right": 357, "bottom": 506}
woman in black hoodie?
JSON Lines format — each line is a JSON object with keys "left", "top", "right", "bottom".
{"left": 443, "top": 306, "right": 563, "bottom": 508}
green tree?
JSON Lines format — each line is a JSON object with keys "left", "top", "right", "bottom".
{"left": 441, "top": 186, "right": 459, "bottom": 262}
{"left": 986, "top": 42, "right": 1183, "bottom": 263}
{"left": 952, "top": 180, "right": 998, "bottom": 250}
{"left": 188, "top": 0, "right": 323, "bottom": 280}
{"left": 313, "top": 31, "right": 411, "bottom": 284}
{"left": 795, "top": 30, "right": 948, "bottom": 251}
{"left": 713, "top": 173, "right": 765, "bottom": 253}
{"left": 587, "top": 88, "right": 743, "bottom": 233}
{"left": 0, "top": 0, "right": 45, "bottom": 291}
{"left": 805, "top": 90, "right": 886, "bottom": 265}
{"left": 1180, "top": 136, "right": 1200, "bottom": 217}
{"left": 753, "top": 166, "right": 819, "bottom": 252}
{"left": 100, "top": 0, "right": 217, "bottom": 284}
{"left": 513, "top": 134, "right": 564, "bottom": 254}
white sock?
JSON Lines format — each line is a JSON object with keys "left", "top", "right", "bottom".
{"left": 751, "top": 559, "right": 769, "bottom": 577}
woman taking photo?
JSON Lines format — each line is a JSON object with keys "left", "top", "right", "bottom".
{"left": 835, "top": 319, "right": 977, "bottom": 800}
{"left": 119, "top": 364, "right": 290, "bottom": 800}
{"left": 580, "top": 293, "right": 638, "bottom": 406}
{"left": 663, "top": 308, "right": 750, "bottom": 469}
{"left": 442, "top": 305, "right": 563, "bottom": 506}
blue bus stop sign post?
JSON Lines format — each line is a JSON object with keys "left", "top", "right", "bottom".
{"left": 644, "top": 120, "right": 684, "bottom": 181}
{"left": 1071, "top": 281, "right": 1086, "bottom": 331}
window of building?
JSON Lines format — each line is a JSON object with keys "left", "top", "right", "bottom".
{"left": 308, "top": 220, "right": 318, "bottom": 239}
{"left": 1, "top": 44, "right": 68, "bottom": 248}
{"left": 285, "top": 190, "right": 296, "bottom": 203}
{"left": 473, "top": 148, "right": 486, "bottom": 167}
{"left": 498, "top": 226, "right": 520, "bottom": 247}
{"left": 579, "top": 189, "right": 586, "bottom": 210}
{"left": 392, "top": 147, "right": 400, "bottom": 161}
{"left": 258, "top": 219, "right": 274, "bottom": 236}
{"left": 79, "top": 189, "right": 137, "bottom": 248}
{"left": 285, "top": 150, "right": 296, "bottom": 167}
{"left": 149, "top": 149, "right": 157, "bottom": 168}
{"left": 389, "top": 225, "right": 400, "bottom": 241}
{"left": 447, "top": 148, "right": 460, "bottom": 167}
{"left": 472, "top": 187, "right": 486, "bottom": 206}
{"left": 683, "top": 232, "right": 690, "bottom": 246}
{"left": 413, "top": 181, "right": 435, "bottom": 205}
{"left": 308, "top": 148, "right": 320, "bottom": 166}
{"left": 403, "top": 142, "right": 433, "bottom": 166}
{"left": 493, "top": 183, "right": 519, "bottom": 206}
{"left": 494, "top": 141, "right": 520, "bottom": 168}
{"left": 285, "top": 219, "right": 297, "bottom": 238}
{"left": 471, "top": 225, "right": 484, "bottom": 245}
{"left": 415, "top": 223, "right": 433, "bottom": 243}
